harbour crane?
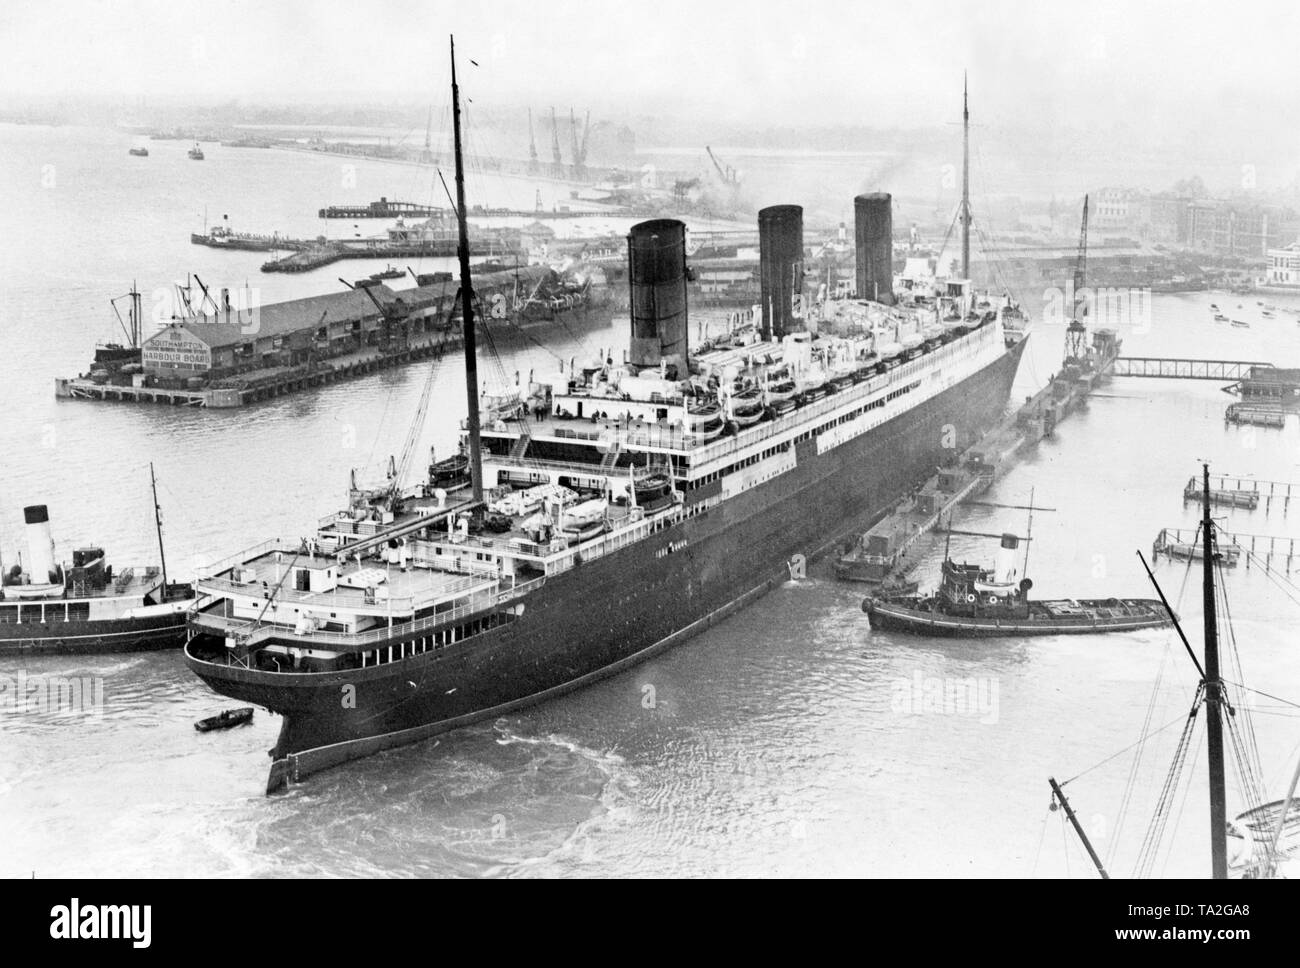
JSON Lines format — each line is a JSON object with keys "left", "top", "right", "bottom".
{"left": 569, "top": 108, "right": 590, "bottom": 180}
{"left": 549, "top": 106, "right": 564, "bottom": 178}
{"left": 1064, "top": 195, "right": 1089, "bottom": 364}
{"left": 527, "top": 107, "right": 539, "bottom": 174}
{"left": 349, "top": 277, "right": 410, "bottom": 355}
{"left": 421, "top": 105, "right": 434, "bottom": 162}
{"left": 191, "top": 274, "right": 221, "bottom": 318}
{"left": 706, "top": 146, "right": 738, "bottom": 185}
{"left": 569, "top": 108, "right": 583, "bottom": 180}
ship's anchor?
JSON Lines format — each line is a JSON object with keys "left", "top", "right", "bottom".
{"left": 787, "top": 554, "right": 806, "bottom": 580}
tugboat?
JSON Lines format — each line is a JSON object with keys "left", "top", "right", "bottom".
{"left": 128, "top": 146, "right": 149, "bottom": 157}
{"left": 195, "top": 707, "right": 254, "bottom": 732}
{"left": 862, "top": 533, "right": 1172, "bottom": 637}
{"left": 187, "top": 142, "right": 205, "bottom": 160}
{"left": 0, "top": 468, "right": 194, "bottom": 654}
{"left": 369, "top": 265, "right": 404, "bottom": 281}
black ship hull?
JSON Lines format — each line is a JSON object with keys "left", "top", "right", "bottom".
{"left": 186, "top": 338, "right": 1028, "bottom": 789}
{"left": 0, "top": 611, "right": 188, "bottom": 656}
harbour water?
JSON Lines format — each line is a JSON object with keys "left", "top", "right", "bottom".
{"left": 4, "top": 122, "right": 1300, "bottom": 877}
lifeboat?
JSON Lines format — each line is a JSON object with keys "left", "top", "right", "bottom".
{"left": 632, "top": 471, "right": 675, "bottom": 511}
{"left": 765, "top": 378, "right": 797, "bottom": 403}
{"left": 730, "top": 388, "right": 765, "bottom": 427}
{"left": 687, "top": 401, "right": 725, "bottom": 441}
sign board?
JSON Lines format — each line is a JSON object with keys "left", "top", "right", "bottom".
{"left": 143, "top": 327, "right": 212, "bottom": 372}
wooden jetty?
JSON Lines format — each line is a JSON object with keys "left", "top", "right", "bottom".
{"left": 1225, "top": 402, "right": 1288, "bottom": 428}
{"left": 1183, "top": 476, "right": 1260, "bottom": 509}
{"left": 57, "top": 330, "right": 461, "bottom": 409}
{"left": 1153, "top": 526, "right": 1300, "bottom": 570}
{"left": 1189, "top": 473, "right": 1300, "bottom": 515}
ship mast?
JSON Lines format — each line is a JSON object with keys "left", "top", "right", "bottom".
{"left": 961, "top": 72, "right": 971, "bottom": 281}
{"left": 1201, "top": 463, "right": 1228, "bottom": 878}
{"left": 149, "top": 462, "right": 168, "bottom": 593}
{"left": 450, "top": 35, "right": 484, "bottom": 504}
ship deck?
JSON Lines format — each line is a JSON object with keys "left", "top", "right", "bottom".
{"left": 206, "top": 545, "right": 491, "bottom": 615}
{"left": 2, "top": 565, "right": 163, "bottom": 604}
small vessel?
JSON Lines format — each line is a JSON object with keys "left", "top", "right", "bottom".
{"left": 0, "top": 468, "right": 194, "bottom": 655}
{"left": 685, "top": 399, "right": 725, "bottom": 441}
{"left": 631, "top": 467, "right": 676, "bottom": 512}
{"left": 428, "top": 445, "right": 470, "bottom": 489}
{"left": 1231, "top": 319, "right": 1250, "bottom": 328}
{"left": 187, "top": 143, "right": 205, "bottom": 160}
{"left": 1213, "top": 313, "right": 1228, "bottom": 322}
{"left": 1262, "top": 310, "right": 1275, "bottom": 318}
{"left": 128, "top": 147, "right": 149, "bottom": 157}
{"left": 195, "top": 707, "right": 254, "bottom": 732}
{"left": 728, "top": 387, "right": 765, "bottom": 427}
{"left": 862, "top": 533, "right": 1172, "bottom": 637}
{"left": 370, "top": 265, "right": 404, "bottom": 281}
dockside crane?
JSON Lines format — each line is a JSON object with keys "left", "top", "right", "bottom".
{"left": 422, "top": 105, "right": 434, "bottom": 162}
{"left": 569, "top": 108, "right": 590, "bottom": 180}
{"left": 549, "top": 106, "right": 564, "bottom": 178}
{"left": 1064, "top": 195, "right": 1089, "bottom": 364}
{"left": 191, "top": 274, "right": 222, "bottom": 318}
{"left": 527, "top": 107, "right": 539, "bottom": 174}
{"left": 569, "top": 108, "right": 583, "bottom": 180}
{"left": 706, "top": 145, "right": 738, "bottom": 185}
{"left": 350, "top": 278, "right": 410, "bottom": 355}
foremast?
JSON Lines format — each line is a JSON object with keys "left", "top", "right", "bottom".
{"left": 961, "top": 73, "right": 971, "bottom": 282}
{"left": 451, "top": 35, "right": 484, "bottom": 505}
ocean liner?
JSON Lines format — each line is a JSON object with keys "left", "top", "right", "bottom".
{"left": 183, "top": 48, "right": 1029, "bottom": 791}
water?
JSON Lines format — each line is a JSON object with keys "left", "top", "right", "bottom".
{"left": 4, "top": 122, "right": 1300, "bottom": 878}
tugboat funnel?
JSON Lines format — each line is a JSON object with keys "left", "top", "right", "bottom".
{"left": 995, "top": 533, "right": 1020, "bottom": 587}
{"left": 23, "top": 504, "right": 59, "bottom": 584}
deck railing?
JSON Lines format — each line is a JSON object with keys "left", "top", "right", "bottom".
{"left": 192, "top": 574, "right": 548, "bottom": 649}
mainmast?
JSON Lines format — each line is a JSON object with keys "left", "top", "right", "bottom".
{"left": 149, "top": 462, "right": 168, "bottom": 593}
{"left": 960, "top": 73, "right": 970, "bottom": 281}
{"left": 450, "top": 35, "right": 484, "bottom": 504}
{"left": 1201, "top": 463, "right": 1228, "bottom": 878}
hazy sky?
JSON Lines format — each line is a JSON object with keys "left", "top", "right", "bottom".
{"left": 2, "top": 0, "right": 1297, "bottom": 133}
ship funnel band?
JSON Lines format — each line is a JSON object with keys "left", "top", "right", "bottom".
{"left": 1000, "top": 533, "right": 1019, "bottom": 549}
{"left": 23, "top": 505, "right": 50, "bottom": 525}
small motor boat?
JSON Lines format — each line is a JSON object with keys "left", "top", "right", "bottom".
{"left": 195, "top": 707, "right": 254, "bottom": 732}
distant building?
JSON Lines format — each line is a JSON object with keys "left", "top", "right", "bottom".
{"left": 1263, "top": 242, "right": 1300, "bottom": 288}
{"left": 1093, "top": 188, "right": 1135, "bottom": 232}
{"left": 1183, "top": 199, "right": 1296, "bottom": 258}
{"left": 1146, "top": 194, "right": 1192, "bottom": 244}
